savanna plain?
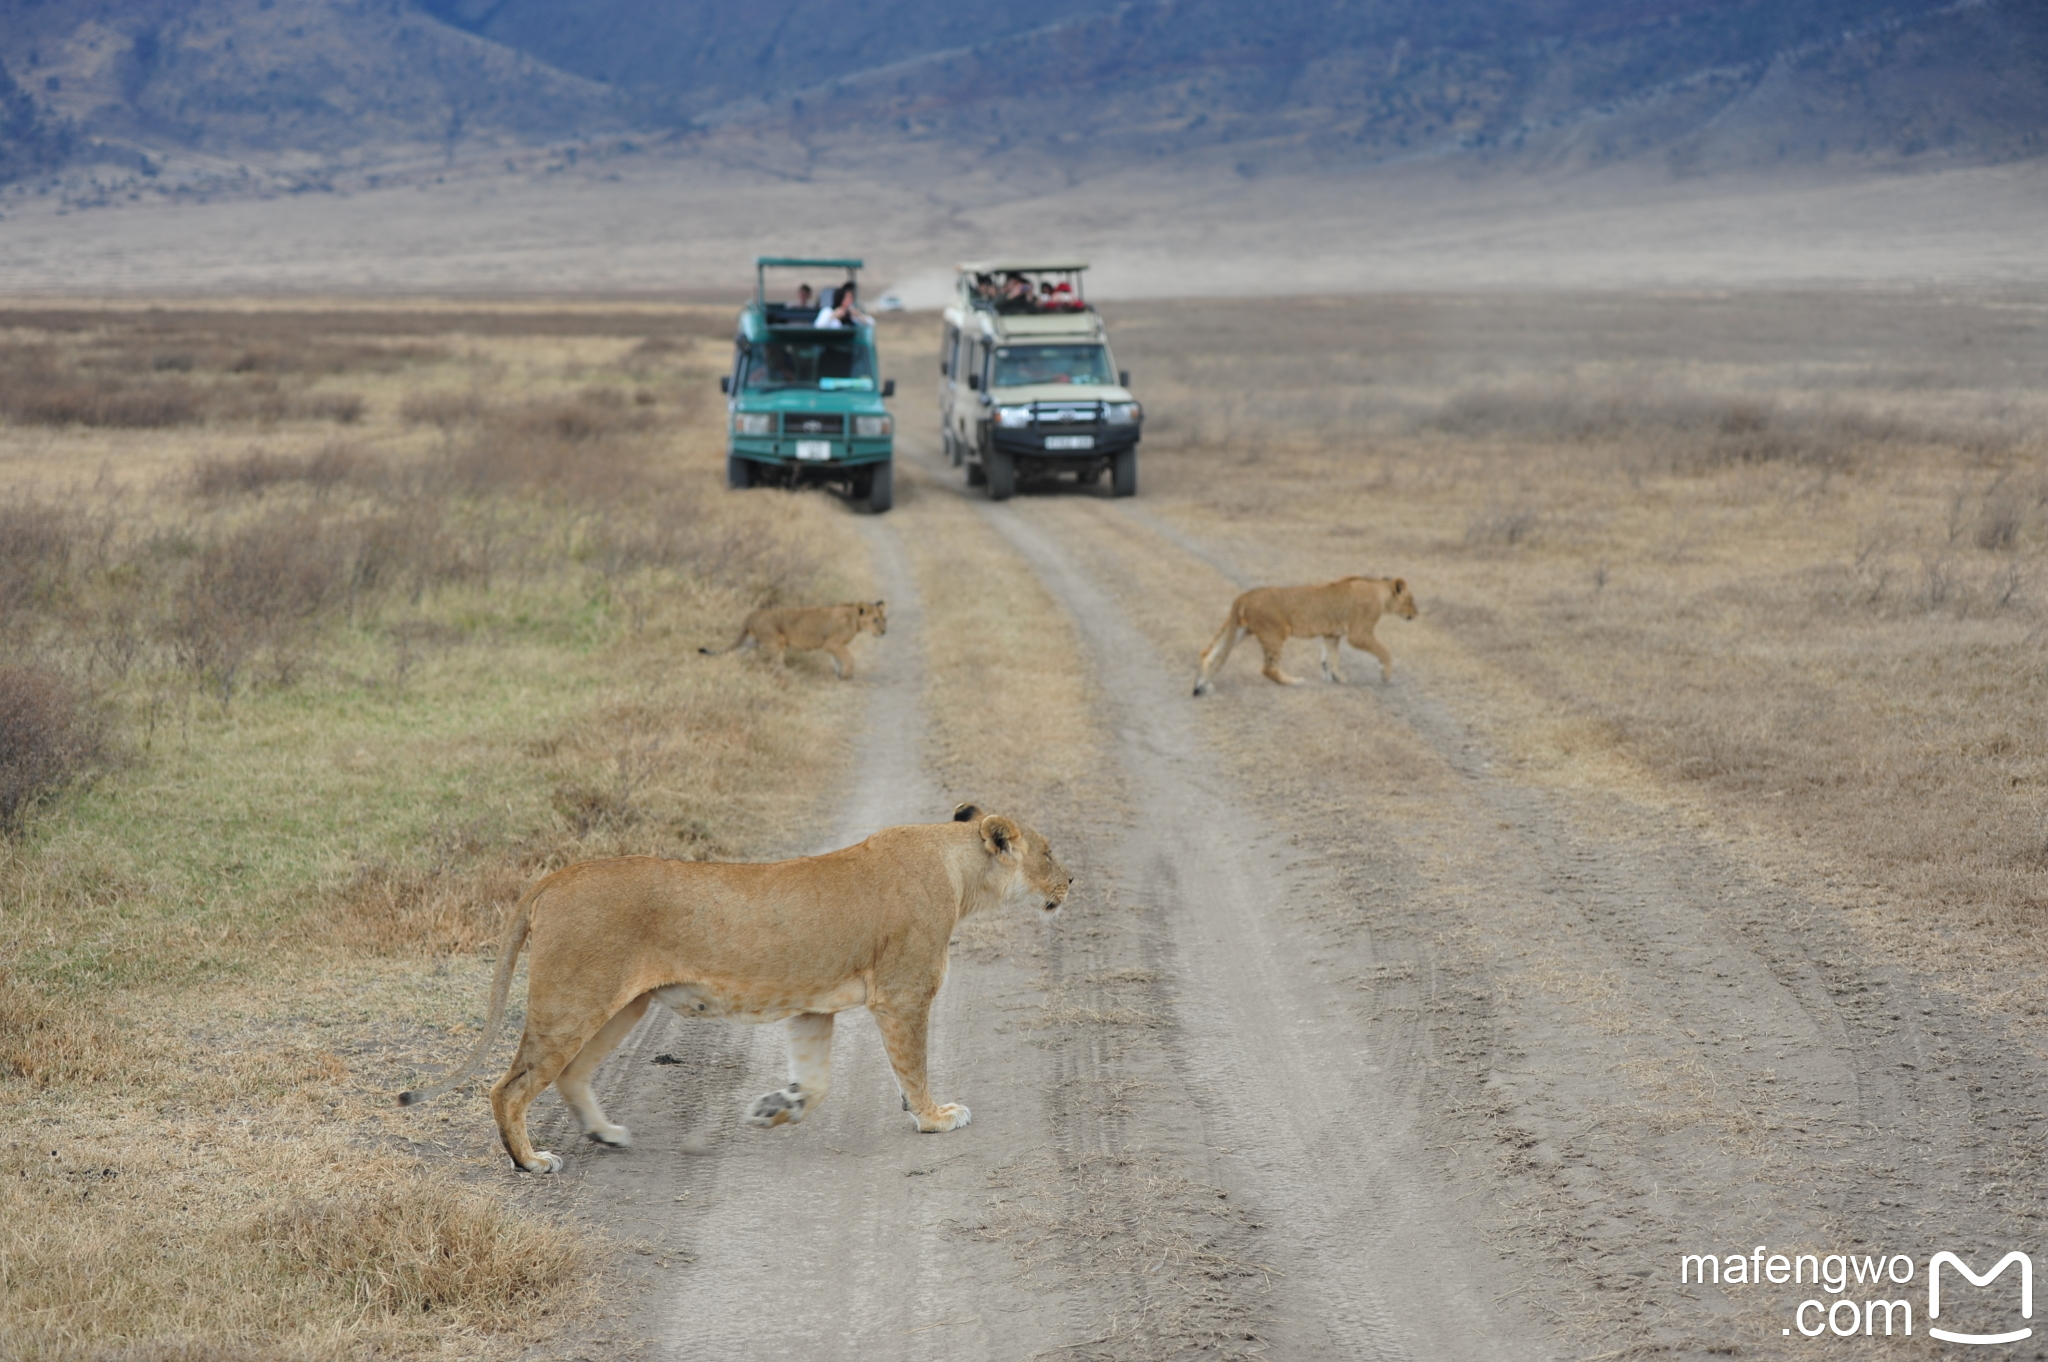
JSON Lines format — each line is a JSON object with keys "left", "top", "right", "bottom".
{"left": 1, "top": 287, "right": 2044, "bottom": 1360}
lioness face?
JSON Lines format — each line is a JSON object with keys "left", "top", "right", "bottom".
{"left": 862, "top": 600, "right": 889, "bottom": 636}
{"left": 1387, "top": 578, "right": 1418, "bottom": 619}
{"left": 982, "top": 814, "right": 1071, "bottom": 918}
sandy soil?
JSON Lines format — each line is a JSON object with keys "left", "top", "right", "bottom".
{"left": 2, "top": 154, "right": 2045, "bottom": 301}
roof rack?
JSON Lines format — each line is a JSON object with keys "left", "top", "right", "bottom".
{"left": 755, "top": 256, "right": 863, "bottom": 314}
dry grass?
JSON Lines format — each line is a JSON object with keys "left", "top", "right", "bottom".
{"left": 0, "top": 301, "right": 871, "bottom": 1357}
{"left": 1107, "top": 286, "right": 2048, "bottom": 1004}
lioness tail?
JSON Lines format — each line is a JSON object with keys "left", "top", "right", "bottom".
{"left": 396, "top": 881, "right": 540, "bottom": 1107}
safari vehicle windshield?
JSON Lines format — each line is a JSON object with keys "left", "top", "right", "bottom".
{"left": 991, "top": 344, "right": 1112, "bottom": 388}
{"left": 741, "top": 334, "right": 875, "bottom": 391}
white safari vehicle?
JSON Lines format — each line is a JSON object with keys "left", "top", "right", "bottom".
{"left": 938, "top": 260, "right": 1143, "bottom": 500}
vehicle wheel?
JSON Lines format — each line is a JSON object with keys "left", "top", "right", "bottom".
{"left": 1111, "top": 448, "right": 1137, "bottom": 498}
{"left": 987, "top": 450, "right": 1016, "bottom": 501}
{"left": 865, "top": 460, "right": 894, "bottom": 514}
{"left": 1077, "top": 463, "right": 1102, "bottom": 486}
{"left": 727, "top": 455, "right": 753, "bottom": 490}
{"left": 965, "top": 459, "right": 986, "bottom": 487}
{"left": 944, "top": 431, "right": 963, "bottom": 467}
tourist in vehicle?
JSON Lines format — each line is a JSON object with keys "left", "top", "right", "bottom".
{"left": 791, "top": 283, "right": 815, "bottom": 311}
{"left": 996, "top": 273, "right": 1036, "bottom": 314}
{"left": 817, "top": 283, "right": 873, "bottom": 329}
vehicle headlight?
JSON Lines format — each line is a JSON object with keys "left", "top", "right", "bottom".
{"left": 1104, "top": 402, "right": 1142, "bottom": 426}
{"left": 732, "top": 412, "right": 771, "bottom": 435}
{"left": 854, "top": 415, "right": 892, "bottom": 437}
{"left": 996, "top": 406, "right": 1033, "bottom": 429}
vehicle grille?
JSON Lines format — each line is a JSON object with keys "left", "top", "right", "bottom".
{"left": 1030, "top": 402, "right": 1102, "bottom": 426}
{"left": 782, "top": 413, "right": 845, "bottom": 435}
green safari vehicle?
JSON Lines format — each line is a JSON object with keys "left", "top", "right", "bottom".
{"left": 721, "top": 256, "right": 897, "bottom": 513}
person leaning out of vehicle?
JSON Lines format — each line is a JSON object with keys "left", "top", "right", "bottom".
{"left": 816, "top": 283, "right": 873, "bottom": 329}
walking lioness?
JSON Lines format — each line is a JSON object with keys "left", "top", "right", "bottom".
{"left": 398, "top": 805, "right": 1070, "bottom": 1173}
{"left": 1193, "top": 575, "right": 1418, "bottom": 694}
{"left": 700, "top": 600, "right": 886, "bottom": 678}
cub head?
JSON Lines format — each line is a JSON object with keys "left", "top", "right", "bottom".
{"left": 1385, "top": 577, "right": 1418, "bottom": 620}
{"left": 859, "top": 600, "right": 888, "bottom": 636}
{"left": 956, "top": 804, "right": 1070, "bottom": 918}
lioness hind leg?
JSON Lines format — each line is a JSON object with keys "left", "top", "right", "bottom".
{"left": 1257, "top": 630, "right": 1303, "bottom": 686}
{"left": 490, "top": 1029, "right": 590, "bottom": 1174}
{"left": 747, "top": 1012, "right": 835, "bottom": 1128}
{"left": 871, "top": 1000, "right": 970, "bottom": 1133}
{"left": 556, "top": 993, "right": 650, "bottom": 1149}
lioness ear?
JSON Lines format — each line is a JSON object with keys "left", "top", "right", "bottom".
{"left": 980, "top": 814, "right": 1019, "bottom": 859}
{"left": 874, "top": 600, "right": 886, "bottom": 609}
{"left": 952, "top": 803, "right": 980, "bottom": 822}
{"left": 1392, "top": 578, "right": 1407, "bottom": 593}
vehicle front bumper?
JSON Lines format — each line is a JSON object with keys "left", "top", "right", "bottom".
{"left": 989, "top": 424, "right": 1141, "bottom": 458}
{"left": 730, "top": 436, "right": 893, "bottom": 468}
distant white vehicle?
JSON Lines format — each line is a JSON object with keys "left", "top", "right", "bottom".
{"left": 876, "top": 293, "right": 906, "bottom": 312}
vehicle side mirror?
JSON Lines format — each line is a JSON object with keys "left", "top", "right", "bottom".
{"left": 882, "top": 378, "right": 896, "bottom": 398}
{"left": 967, "top": 374, "right": 980, "bottom": 391}
{"left": 720, "top": 376, "right": 731, "bottom": 394}
{"left": 1119, "top": 370, "right": 1130, "bottom": 387}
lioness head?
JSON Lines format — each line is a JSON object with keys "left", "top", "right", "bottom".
{"left": 860, "top": 600, "right": 888, "bottom": 636}
{"left": 954, "top": 803, "right": 1070, "bottom": 917}
{"left": 1385, "top": 578, "right": 1418, "bottom": 620}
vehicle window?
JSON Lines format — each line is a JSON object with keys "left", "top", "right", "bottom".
{"left": 991, "top": 344, "right": 1112, "bottom": 388}
{"left": 741, "top": 334, "right": 875, "bottom": 391}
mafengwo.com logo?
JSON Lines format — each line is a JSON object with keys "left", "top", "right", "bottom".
{"left": 1679, "top": 1246, "right": 2032, "bottom": 1342}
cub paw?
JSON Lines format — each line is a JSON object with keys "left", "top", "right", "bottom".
{"left": 745, "top": 1086, "right": 808, "bottom": 1128}
{"left": 911, "top": 1103, "right": 971, "bottom": 1133}
{"left": 584, "top": 1124, "right": 632, "bottom": 1148}
{"left": 517, "top": 1150, "right": 564, "bottom": 1174}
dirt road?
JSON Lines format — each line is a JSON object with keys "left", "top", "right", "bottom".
{"left": 521, "top": 437, "right": 2048, "bottom": 1360}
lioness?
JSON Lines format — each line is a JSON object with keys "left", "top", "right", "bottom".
{"left": 398, "top": 804, "right": 1069, "bottom": 1173}
{"left": 699, "top": 600, "right": 887, "bottom": 679}
{"left": 1193, "top": 575, "right": 1418, "bottom": 695}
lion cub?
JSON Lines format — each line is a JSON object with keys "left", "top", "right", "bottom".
{"left": 1193, "top": 576, "right": 1417, "bottom": 694}
{"left": 700, "top": 600, "right": 886, "bottom": 679}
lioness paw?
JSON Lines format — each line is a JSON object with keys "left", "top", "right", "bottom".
{"left": 584, "top": 1123, "right": 632, "bottom": 1148}
{"left": 745, "top": 1085, "right": 809, "bottom": 1128}
{"left": 517, "top": 1150, "right": 564, "bottom": 1174}
{"left": 911, "top": 1103, "right": 971, "bottom": 1133}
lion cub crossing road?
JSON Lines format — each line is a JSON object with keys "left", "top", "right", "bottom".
{"left": 399, "top": 805, "right": 1070, "bottom": 1174}
{"left": 699, "top": 600, "right": 887, "bottom": 679}
{"left": 1193, "top": 575, "right": 1418, "bottom": 695}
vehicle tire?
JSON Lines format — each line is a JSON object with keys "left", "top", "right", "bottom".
{"left": 944, "top": 430, "right": 963, "bottom": 467}
{"left": 865, "top": 460, "right": 894, "bottom": 514}
{"left": 986, "top": 449, "right": 1016, "bottom": 501}
{"left": 727, "top": 455, "right": 753, "bottom": 490}
{"left": 1077, "top": 463, "right": 1102, "bottom": 486}
{"left": 1111, "top": 448, "right": 1137, "bottom": 498}
{"left": 965, "top": 459, "right": 986, "bottom": 487}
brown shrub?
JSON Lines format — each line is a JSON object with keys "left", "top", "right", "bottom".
{"left": 188, "top": 444, "right": 387, "bottom": 499}
{"left": 0, "top": 667, "right": 105, "bottom": 831}
{"left": 399, "top": 389, "right": 484, "bottom": 429}
{"left": 0, "top": 498, "right": 72, "bottom": 617}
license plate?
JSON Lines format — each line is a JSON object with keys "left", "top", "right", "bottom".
{"left": 1044, "top": 435, "right": 1095, "bottom": 451}
{"left": 794, "top": 440, "right": 832, "bottom": 461}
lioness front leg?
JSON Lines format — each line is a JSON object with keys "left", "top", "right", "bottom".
{"left": 1351, "top": 630, "right": 1394, "bottom": 683}
{"left": 747, "top": 1012, "right": 834, "bottom": 1128}
{"left": 824, "top": 642, "right": 855, "bottom": 680}
{"left": 870, "top": 999, "right": 969, "bottom": 1133}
